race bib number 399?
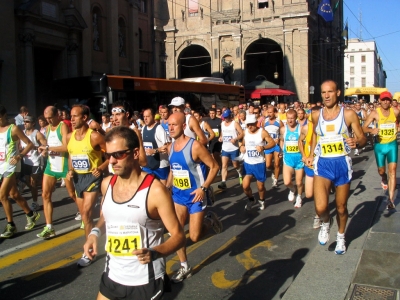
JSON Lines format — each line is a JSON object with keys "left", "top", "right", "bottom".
{"left": 71, "top": 154, "right": 90, "bottom": 171}
{"left": 105, "top": 223, "right": 142, "bottom": 256}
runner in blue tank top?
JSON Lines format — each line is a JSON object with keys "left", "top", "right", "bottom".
{"left": 167, "top": 112, "right": 221, "bottom": 284}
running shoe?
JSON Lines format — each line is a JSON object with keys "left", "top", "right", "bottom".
{"left": 313, "top": 217, "right": 322, "bottom": 229}
{"left": 75, "top": 212, "right": 82, "bottom": 221}
{"left": 25, "top": 211, "right": 40, "bottom": 230}
{"left": 386, "top": 200, "right": 395, "bottom": 210}
{"left": 258, "top": 200, "right": 265, "bottom": 211}
{"left": 80, "top": 221, "right": 85, "bottom": 230}
{"left": 60, "top": 178, "right": 66, "bottom": 187}
{"left": 206, "top": 211, "right": 223, "bottom": 234}
{"left": 77, "top": 252, "right": 95, "bottom": 267}
{"left": 30, "top": 202, "right": 40, "bottom": 211}
{"left": 381, "top": 181, "right": 388, "bottom": 190}
{"left": 354, "top": 149, "right": 359, "bottom": 156}
{"left": 318, "top": 217, "right": 332, "bottom": 245}
{"left": 239, "top": 177, "right": 243, "bottom": 185}
{"left": 272, "top": 178, "right": 278, "bottom": 188}
{"left": 0, "top": 224, "right": 17, "bottom": 238}
{"left": 37, "top": 226, "right": 56, "bottom": 239}
{"left": 294, "top": 195, "right": 302, "bottom": 208}
{"left": 245, "top": 199, "right": 254, "bottom": 211}
{"left": 288, "top": 190, "right": 295, "bottom": 201}
{"left": 172, "top": 266, "right": 192, "bottom": 283}
{"left": 335, "top": 234, "right": 346, "bottom": 255}
{"left": 271, "top": 173, "right": 276, "bottom": 181}
{"left": 217, "top": 182, "right": 227, "bottom": 189}
{"left": 206, "top": 186, "right": 215, "bottom": 206}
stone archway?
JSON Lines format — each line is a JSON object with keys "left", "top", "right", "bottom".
{"left": 178, "top": 45, "right": 211, "bottom": 78}
{"left": 244, "top": 38, "right": 283, "bottom": 85}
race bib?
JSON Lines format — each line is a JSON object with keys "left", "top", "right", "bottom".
{"left": 285, "top": 141, "right": 299, "bottom": 153}
{"left": 49, "top": 151, "right": 61, "bottom": 157}
{"left": 320, "top": 135, "right": 345, "bottom": 157}
{"left": 379, "top": 123, "right": 395, "bottom": 138}
{"left": 143, "top": 142, "right": 153, "bottom": 150}
{"left": 247, "top": 150, "right": 261, "bottom": 157}
{"left": 212, "top": 129, "right": 219, "bottom": 137}
{"left": 172, "top": 169, "right": 191, "bottom": 190}
{"left": 0, "top": 147, "right": 5, "bottom": 161}
{"left": 105, "top": 223, "right": 141, "bottom": 257}
{"left": 71, "top": 154, "right": 90, "bottom": 171}
{"left": 223, "top": 136, "right": 233, "bottom": 142}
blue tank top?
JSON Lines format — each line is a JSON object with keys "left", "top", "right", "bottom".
{"left": 283, "top": 124, "right": 301, "bottom": 155}
{"left": 160, "top": 120, "right": 169, "bottom": 136}
{"left": 169, "top": 138, "right": 206, "bottom": 201}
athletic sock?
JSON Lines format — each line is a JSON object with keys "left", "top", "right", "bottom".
{"left": 337, "top": 232, "right": 345, "bottom": 238}
{"left": 181, "top": 261, "right": 189, "bottom": 270}
{"left": 46, "top": 224, "right": 53, "bottom": 230}
{"left": 248, "top": 197, "right": 255, "bottom": 202}
{"left": 8, "top": 221, "right": 16, "bottom": 227}
{"left": 236, "top": 169, "right": 242, "bottom": 177}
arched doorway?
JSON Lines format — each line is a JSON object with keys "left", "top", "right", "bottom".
{"left": 178, "top": 45, "right": 211, "bottom": 78}
{"left": 244, "top": 38, "right": 283, "bottom": 85}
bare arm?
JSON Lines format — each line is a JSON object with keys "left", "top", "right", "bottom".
{"left": 261, "top": 129, "right": 276, "bottom": 151}
{"left": 298, "top": 125, "right": 308, "bottom": 160}
{"left": 90, "top": 131, "right": 109, "bottom": 176}
{"left": 234, "top": 122, "right": 244, "bottom": 141}
{"left": 345, "top": 110, "right": 367, "bottom": 148}
{"left": 189, "top": 116, "right": 208, "bottom": 146}
{"left": 203, "top": 121, "right": 215, "bottom": 142}
{"left": 89, "top": 120, "right": 106, "bottom": 135}
{"left": 362, "top": 110, "right": 378, "bottom": 134}
{"left": 131, "top": 126, "right": 147, "bottom": 167}
{"left": 12, "top": 126, "right": 33, "bottom": 165}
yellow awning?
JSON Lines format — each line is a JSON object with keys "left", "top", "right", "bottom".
{"left": 393, "top": 92, "right": 400, "bottom": 101}
{"left": 344, "top": 87, "right": 388, "bottom": 96}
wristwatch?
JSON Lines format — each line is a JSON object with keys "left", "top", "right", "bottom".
{"left": 201, "top": 186, "right": 208, "bottom": 192}
{"left": 154, "top": 149, "right": 159, "bottom": 154}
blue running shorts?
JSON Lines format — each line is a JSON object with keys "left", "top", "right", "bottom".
{"left": 283, "top": 153, "right": 304, "bottom": 170}
{"left": 243, "top": 162, "right": 267, "bottom": 182}
{"left": 314, "top": 156, "right": 352, "bottom": 186}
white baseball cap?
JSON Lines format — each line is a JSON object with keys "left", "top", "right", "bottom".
{"left": 169, "top": 97, "right": 185, "bottom": 106}
{"left": 245, "top": 114, "right": 258, "bottom": 124}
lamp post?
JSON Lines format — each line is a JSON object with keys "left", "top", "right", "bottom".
{"left": 159, "top": 52, "right": 168, "bottom": 78}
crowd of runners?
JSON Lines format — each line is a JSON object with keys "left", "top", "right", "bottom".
{"left": 0, "top": 79, "right": 398, "bottom": 299}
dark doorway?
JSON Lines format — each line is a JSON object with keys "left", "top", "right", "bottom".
{"left": 179, "top": 45, "right": 211, "bottom": 78}
{"left": 245, "top": 38, "right": 283, "bottom": 85}
{"left": 34, "top": 48, "right": 62, "bottom": 114}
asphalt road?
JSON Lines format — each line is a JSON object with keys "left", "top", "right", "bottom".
{"left": 0, "top": 146, "right": 377, "bottom": 300}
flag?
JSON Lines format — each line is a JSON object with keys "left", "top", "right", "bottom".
{"left": 342, "top": 20, "right": 348, "bottom": 48}
{"left": 333, "top": 0, "right": 340, "bottom": 14}
{"left": 318, "top": 0, "right": 334, "bottom": 22}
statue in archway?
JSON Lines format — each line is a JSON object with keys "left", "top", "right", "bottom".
{"left": 222, "top": 57, "right": 233, "bottom": 84}
{"left": 93, "top": 13, "right": 100, "bottom": 51}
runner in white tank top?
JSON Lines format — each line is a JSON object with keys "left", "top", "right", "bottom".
{"left": 83, "top": 126, "right": 185, "bottom": 299}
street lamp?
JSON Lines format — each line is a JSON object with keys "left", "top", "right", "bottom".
{"left": 309, "top": 85, "right": 315, "bottom": 103}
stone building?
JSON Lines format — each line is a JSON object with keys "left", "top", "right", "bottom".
{"left": 0, "top": 0, "right": 156, "bottom": 116}
{"left": 158, "top": 0, "right": 345, "bottom": 103}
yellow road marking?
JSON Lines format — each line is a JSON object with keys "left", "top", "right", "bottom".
{"left": 211, "top": 240, "right": 273, "bottom": 289}
{"left": 23, "top": 252, "right": 83, "bottom": 281}
{"left": 0, "top": 230, "right": 84, "bottom": 270}
{"left": 166, "top": 235, "right": 213, "bottom": 275}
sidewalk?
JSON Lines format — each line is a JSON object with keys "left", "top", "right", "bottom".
{"left": 283, "top": 152, "right": 400, "bottom": 300}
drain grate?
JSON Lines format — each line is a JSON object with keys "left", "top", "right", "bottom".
{"left": 350, "top": 284, "right": 397, "bottom": 300}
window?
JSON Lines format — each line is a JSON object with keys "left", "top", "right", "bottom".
{"left": 361, "top": 77, "right": 366, "bottom": 87}
{"left": 92, "top": 7, "right": 102, "bottom": 52}
{"left": 118, "top": 18, "right": 127, "bottom": 57}
{"left": 350, "top": 77, "right": 354, "bottom": 87}
{"left": 350, "top": 55, "right": 354, "bottom": 63}
{"left": 258, "top": 0, "right": 269, "bottom": 9}
{"left": 361, "top": 66, "right": 366, "bottom": 74}
{"left": 350, "top": 67, "right": 354, "bottom": 75}
{"left": 140, "top": 62, "right": 148, "bottom": 77}
{"left": 140, "top": 0, "right": 147, "bottom": 13}
{"left": 138, "top": 28, "right": 143, "bottom": 49}
{"left": 361, "top": 55, "right": 366, "bottom": 63}
{"left": 188, "top": 0, "right": 198, "bottom": 16}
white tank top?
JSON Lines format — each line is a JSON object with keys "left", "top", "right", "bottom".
{"left": 102, "top": 174, "right": 165, "bottom": 286}
{"left": 184, "top": 114, "right": 196, "bottom": 139}
{"left": 101, "top": 122, "right": 112, "bottom": 131}
{"left": 244, "top": 128, "right": 265, "bottom": 164}
{"left": 0, "top": 125, "right": 20, "bottom": 174}
{"left": 21, "top": 129, "right": 41, "bottom": 166}
{"left": 221, "top": 121, "right": 239, "bottom": 152}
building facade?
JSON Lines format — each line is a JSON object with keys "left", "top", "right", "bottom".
{"left": 344, "top": 38, "right": 386, "bottom": 102}
{"left": 158, "top": 0, "right": 345, "bottom": 103}
{"left": 0, "top": 0, "right": 157, "bottom": 116}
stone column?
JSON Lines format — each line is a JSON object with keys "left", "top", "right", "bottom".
{"left": 232, "top": 32, "right": 242, "bottom": 85}
{"left": 107, "top": 1, "right": 118, "bottom": 74}
{"left": 19, "top": 29, "right": 36, "bottom": 116}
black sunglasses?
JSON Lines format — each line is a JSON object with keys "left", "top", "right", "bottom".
{"left": 104, "top": 149, "right": 132, "bottom": 160}
{"left": 24, "top": 121, "right": 31, "bottom": 123}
